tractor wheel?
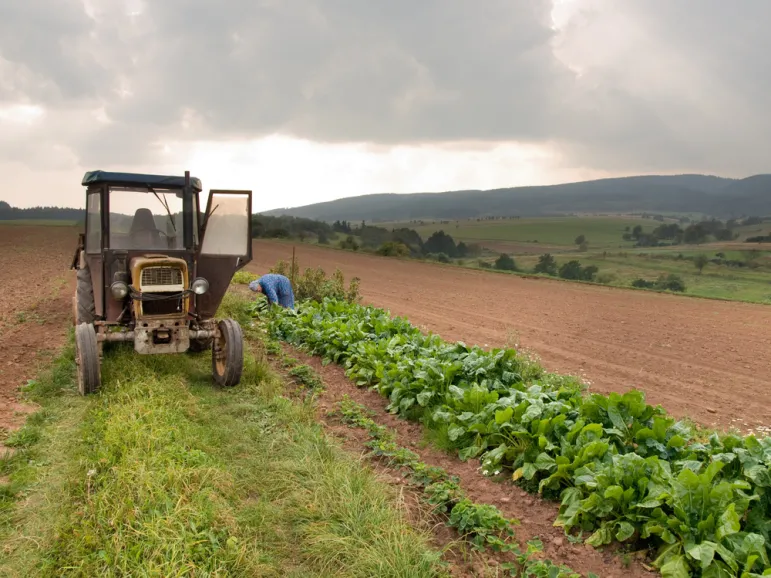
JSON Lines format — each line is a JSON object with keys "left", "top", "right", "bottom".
{"left": 212, "top": 319, "right": 243, "bottom": 387}
{"left": 189, "top": 336, "right": 213, "bottom": 353}
{"left": 75, "top": 267, "right": 96, "bottom": 325}
{"left": 75, "top": 323, "right": 101, "bottom": 395}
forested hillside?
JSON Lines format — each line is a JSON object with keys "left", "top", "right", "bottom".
{"left": 262, "top": 174, "right": 771, "bottom": 221}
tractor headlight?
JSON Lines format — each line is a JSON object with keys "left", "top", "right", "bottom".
{"left": 191, "top": 277, "right": 209, "bottom": 295}
{"left": 110, "top": 281, "right": 129, "bottom": 300}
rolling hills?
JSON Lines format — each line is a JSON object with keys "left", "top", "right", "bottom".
{"left": 262, "top": 173, "right": 771, "bottom": 222}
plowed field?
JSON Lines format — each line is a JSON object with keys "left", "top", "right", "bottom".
{"left": 0, "top": 225, "right": 77, "bottom": 438}
{"left": 249, "top": 240, "right": 771, "bottom": 432}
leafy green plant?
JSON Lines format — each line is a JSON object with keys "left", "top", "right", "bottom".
{"left": 261, "top": 297, "right": 771, "bottom": 576}
{"left": 288, "top": 364, "right": 323, "bottom": 391}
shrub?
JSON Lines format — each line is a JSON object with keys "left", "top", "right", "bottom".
{"left": 493, "top": 254, "right": 517, "bottom": 271}
{"left": 595, "top": 272, "right": 617, "bottom": 285}
{"left": 632, "top": 278, "right": 655, "bottom": 289}
{"left": 269, "top": 260, "right": 361, "bottom": 303}
{"left": 232, "top": 270, "right": 258, "bottom": 285}
{"left": 339, "top": 235, "right": 359, "bottom": 251}
{"left": 533, "top": 254, "right": 558, "bottom": 276}
{"left": 580, "top": 264, "right": 598, "bottom": 281}
{"left": 631, "top": 274, "right": 686, "bottom": 292}
{"left": 558, "top": 260, "right": 583, "bottom": 280}
{"left": 427, "top": 252, "right": 451, "bottom": 263}
{"left": 656, "top": 273, "right": 686, "bottom": 292}
{"left": 376, "top": 242, "right": 410, "bottom": 257}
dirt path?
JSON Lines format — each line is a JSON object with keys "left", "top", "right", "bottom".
{"left": 0, "top": 225, "right": 79, "bottom": 440}
{"left": 249, "top": 240, "right": 771, "bottom": 432}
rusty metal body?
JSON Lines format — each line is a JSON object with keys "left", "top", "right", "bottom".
{"left": 71, "top": 170, "right": 252, "bottom": 358}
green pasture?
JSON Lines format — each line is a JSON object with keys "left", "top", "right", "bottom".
{"left": 388, "top": 216, "right": 658, "bottom": 248}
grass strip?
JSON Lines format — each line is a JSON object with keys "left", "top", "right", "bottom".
{"left": 335, "top": 395, "right": 593, "bottom": 578}
{"left": 0, "top": 293, "right": 445, "bottom": 577}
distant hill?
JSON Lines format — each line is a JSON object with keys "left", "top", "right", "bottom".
{"left": 262, "top": 174, "right": 771, "bottom": 222}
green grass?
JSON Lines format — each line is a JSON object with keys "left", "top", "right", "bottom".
{"left": 392, "top": 216, "right": 653, "bottom": 248}
{"left": 507, "top": 250, "right": 771, "bottom": 304}
{"left": 0, "top": 295, "right": 445, "bottom": 577}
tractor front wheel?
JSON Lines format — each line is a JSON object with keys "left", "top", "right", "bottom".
{"left": 212, "top": 319, "right": 243, "bottom": 387}
{"left": 75, "top": 323, "right": 101, "bottom": 395}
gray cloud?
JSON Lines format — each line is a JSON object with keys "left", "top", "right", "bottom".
{"left": 1, "top": 0, "right": 770, "bottom": 176}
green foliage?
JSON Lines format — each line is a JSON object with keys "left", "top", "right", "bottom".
{"left": 269, "top": 260, "right": 361, "bottom": 304}
{"left": 265, "top": 297, "right": 771, "bottom": 577}
{"left": 376, "top": 241, "right": 411, "bottom": 257}
{"left": 424, "top": 230, "right": 460, "bottom": 257}
{"left": 494, "top": 253, "right": 517, "bottom": 271}
{"left": 558, "top": 261, "right": 598, "bottom": 281}
{"left": 231, "top": 270, "right": 258, "bottom": 285}
{"left": 694, "top": 254, "right": 710, "bottom": 274}
{"left": 534, "top": 254, "right": 558, "bottom": 276}
{"left": 337, "top": 397, "right": 587, "bottom": 576}
{"left": 427, "top": 252, "right": 451, "bottom": 263}
{"left": 632, "top": 274, "right": 686, "bottom": 293}
{"left": 288, "top": 364, "right": 324, "bottom": 391}
{"left": 338, "top": 235, "right": 359, "bottom": 251}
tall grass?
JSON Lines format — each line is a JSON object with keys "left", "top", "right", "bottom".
{"left": 0, "top": 294, "right": 444, "bottom": 577}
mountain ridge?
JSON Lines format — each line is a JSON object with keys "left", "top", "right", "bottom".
{"left": 262, "top": 173, "right": 771, "bottom": 222}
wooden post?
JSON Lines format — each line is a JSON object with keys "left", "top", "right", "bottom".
{"left": 291, "top": 246, "right": 296, "bottom": 288}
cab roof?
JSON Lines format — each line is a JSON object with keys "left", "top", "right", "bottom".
{"left": 82, "top": 170, "right": 203, "bottom": 192}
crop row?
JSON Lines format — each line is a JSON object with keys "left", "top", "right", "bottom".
{"left": 258, "top": 298, "right": 771, "bottom": 578}
{"left": 336, "top": 395, "right": 590, "bottom": 578}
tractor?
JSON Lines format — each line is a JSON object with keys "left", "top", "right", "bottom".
{"left": 70, "top": 169, "right": 253, "bottom": 394}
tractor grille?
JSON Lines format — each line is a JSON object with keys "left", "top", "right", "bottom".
{"left": 141, "top": 267, "right": 183, "bottom": 287}
{"left": 142, "top": 295, "right": 184, "bottom": 316}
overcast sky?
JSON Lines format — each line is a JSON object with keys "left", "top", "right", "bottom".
{"left": 1, "top": 0, "right": 769, "bottom": 212}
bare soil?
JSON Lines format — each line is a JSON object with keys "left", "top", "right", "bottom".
{"left": 249, "top": 240, "right": 771, "bottom": 433}
{"left": 0, "top": 225, "right": 78, "bottom": 442}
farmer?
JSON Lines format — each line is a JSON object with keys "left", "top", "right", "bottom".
{"left": 248, "top": 273, "right": 295, "bottom": 309}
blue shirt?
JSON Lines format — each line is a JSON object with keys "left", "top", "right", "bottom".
{"left": 249, "top": 273, "right": 295, "bottom": 308}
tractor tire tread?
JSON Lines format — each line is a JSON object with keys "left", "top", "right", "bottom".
{"left": 212, "top": 319, "right": 243, "bottom": 387}
{"left": 75, "top": 323, "right": 100, "bottom": 395}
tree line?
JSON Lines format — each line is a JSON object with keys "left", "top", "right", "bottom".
{"left": 621, "top": 218, "right": 746, "bottom": 247}
{"left": 0, "top": 201, "right": 83, "bottom": 222}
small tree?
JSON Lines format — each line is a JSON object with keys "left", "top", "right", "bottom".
{"left": 574, "top": 234, "right": 586, "bottom": 246}
{"left": 494, "top": 253, "right": 517, "bottom": 271}
{"left": 693, "top": 254, "right": 709, "bottom": 274}
{"left": 534, "top": 253, "right": 558, "bottom": 276}
{"left": 376, "top": 241, "right": 410, "bottom": 257}
{"left": 558, "top": 260, "right": 583, "bottom": 280}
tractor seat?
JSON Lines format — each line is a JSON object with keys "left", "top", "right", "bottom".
{"left": 129, "top": 208, "right": 163, "bottom": 247}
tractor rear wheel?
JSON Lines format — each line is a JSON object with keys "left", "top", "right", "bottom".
{"left": 75, "top": 267, "right": 95, "bottom": 325}
{"left": 75, "top": 323, "right": 101, "bottom": 395}
{"left": 212, "top": 319, "right": 243, "bottom": 387}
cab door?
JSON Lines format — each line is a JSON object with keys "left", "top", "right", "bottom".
{"left": 194, "top": 189, "right": 253, "bottom": 318}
